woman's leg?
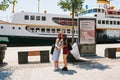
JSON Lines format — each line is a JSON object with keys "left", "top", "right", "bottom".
{"left": 63, "top": 54, "right": 68, "bottom": 67}
{"left": 54, "top": 61, "right": 56, "bottom": 67}
{"left": 56, "top": 61, "right": 59, "bottom": 68}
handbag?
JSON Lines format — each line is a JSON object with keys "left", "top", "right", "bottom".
{"left": 50, "top": 44, "right": 55, "bottom": 55}
{"left": 68, "top": 42, "right": 72, "bottom": 50}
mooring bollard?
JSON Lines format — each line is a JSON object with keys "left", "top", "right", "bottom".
{"left": 0, "top": 44, "right": 7, "bottom": 64}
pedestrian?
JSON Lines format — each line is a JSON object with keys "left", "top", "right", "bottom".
{"left": 52, "top": 32, "right": 62, "bottom": 71}
{"left": 61, "top": 34, "right": 70, "bottom": 71}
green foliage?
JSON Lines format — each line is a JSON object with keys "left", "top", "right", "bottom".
{"left": 9, "top": 0, "right": 17, "bottom": 4}
{"left": 58, "top": 0, "right": 84, "bottom": 15}
{"left": 0, "top": 0, "right": 9, "bottom": 11}
{"left": 0, "top": 0, "right": 17, "bottom": 11}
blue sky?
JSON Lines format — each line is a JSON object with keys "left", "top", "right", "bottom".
{"left": 0, "top": 0, "right": 120, "bottom": 17}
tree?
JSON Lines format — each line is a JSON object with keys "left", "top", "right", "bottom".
{"left": 9, "top": 0, "right": 17, "bottom": 13}
{"left": 58, "top": 0, "right": 84, "bottom": 44}
{"left": 0, "top": 0, "right": 9, "bottom": 11}
{"left": 0, "top": 0, "right": 17, "bottom": 12}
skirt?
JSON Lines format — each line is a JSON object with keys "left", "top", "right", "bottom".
{"left": 63, "top": 46, "right": 69, "bottom": 55}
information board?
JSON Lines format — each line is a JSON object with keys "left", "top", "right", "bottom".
{"left": 79, "top": 19, "right": 96, "bottom": 44}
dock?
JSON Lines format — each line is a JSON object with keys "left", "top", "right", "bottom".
{"left": 0, "top": 44, "right": 120, "bottom": 80}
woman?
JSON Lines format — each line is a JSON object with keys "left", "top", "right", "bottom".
{"left": 62, "top": 34, "right": 69, "bottom": 71}
{"left": 52, "top": 33, "right": 62, "bottom": 71}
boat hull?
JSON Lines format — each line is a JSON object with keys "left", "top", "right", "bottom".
{"left": 0, "top": 35, "right": 119, "bottom": 47}
{"left": 0, "top": 35, "right": 73, "bottom": 47}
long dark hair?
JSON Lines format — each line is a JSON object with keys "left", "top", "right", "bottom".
{"left": 57, "top": 33, "right": 62, "bottom": 39}
{"left": 63, "top": 34, "right": 67, "bottom": 46}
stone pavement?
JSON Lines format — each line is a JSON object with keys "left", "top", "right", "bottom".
{"left": 1, "top": 56, "right": 120, "bottom": 80}
{"left": 1, "top": 45, "right": 120, "bottom": 80}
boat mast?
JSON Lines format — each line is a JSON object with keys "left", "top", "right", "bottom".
{"left": 38, "top": 0, "right": 40, "bottom": 13}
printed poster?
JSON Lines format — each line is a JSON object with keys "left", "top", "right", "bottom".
{"left": 80, "top": 20, "right": 95, "bottom": 44}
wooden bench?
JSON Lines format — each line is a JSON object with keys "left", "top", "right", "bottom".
{"left": 18, "top": 50, "right": 49, "bottom": 64}
{"left": 105, "top": 48, "right": 120, "bottom": 58}
{"left": 116, "top": 48, "right": 120, "bottom": 52}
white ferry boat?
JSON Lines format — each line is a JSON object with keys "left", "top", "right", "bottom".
{"left": 0, "top": 0, "right": 120, "bottom": 46}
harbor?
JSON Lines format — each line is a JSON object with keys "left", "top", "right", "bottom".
{"left": 1, "top": 0, "right": 120, "bottom": 80}
{"left": 0, "top": 44, "right": 120, "bottom": 80}
{"left": 1, "top": 0, "right": 120, "bottom": 46}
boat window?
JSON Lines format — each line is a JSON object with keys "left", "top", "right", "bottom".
{"left": 47, "top": 29, "right": 50, "bottom": 33}
{"left": 117, "top": 21, "right": 120, "bottom": 25}
{"left": 67, "top": 29, "right": 70, "bottom": 34}
{"left": 18, "top": 27, "right": 21, "bottom": 30}
{"left": 36, "top": 16, "right": 40, "bottom": 20}
{"left": 117, "top": 12, "right": 120, "bottom": 15}
{"left": 24, "top": 15, "right": 29, "bottom": 20}
{"left": 114, "top": 21, "right": 116, "bottom": 25}
{"left": 88, "top": 9, "right": 93, "bottom": 13}
{"left": 41, "top": 28, "right": 45, "bottom": 33}
{"left": 12, "top": 27, "right": 15, "bottom": 29}
{"left": 30, "top": 28, "right": 34, "bottom": 32}
{"left": 30, "top": 28, "right": 34, "bottom": 30}
{"left": 51, "top": 29, "right": 55, "bottom": 33}
{"left": 36, "top": 28, "right": 40, "bottom": 30}
{"left": 102, "top": 20, "right": 105, "bottom": 24}
{"left": 110, "top": 21, "right": 113, "bottom": 25}
{"left": 94, "top": 14, "right": 97, "bottom": 17}
{"left": 57, "top": 29, "right": 60, "bottom": 33}
{"left": 42, "top": 16, "right": 46, "bottom": 21}
{"left": 98, "top": 9, "right": 101, "bottom": 12}
{"left": 98, "top": 20, "right": 101, "bottom": 24}
{"left": 106, "top": 20, "right": 109, "bottom": 24}
{"left": 93, "top": 9, "right": 97, "bottom": 12}
{"left": 52, "top": 17, "right": 77, "bottom": 26}
{"left": 1, "top": 26, "right": 3, "bottom": 29}
{"left": 30, "top": 16, "right": 35, "bottom": 20}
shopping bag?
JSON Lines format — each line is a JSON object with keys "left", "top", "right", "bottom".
{"left": 70, "top": 43, "right": 80, "bottom": 59}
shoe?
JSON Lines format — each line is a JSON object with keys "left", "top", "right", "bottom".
{"left": 62, "top": 67, "right": 68, "bottom": 71}
{"left": 56, "top": 67, "right": 61, "bottom": 70}
{"left": 54, "top": 67, "right": 60, "bottom": 71}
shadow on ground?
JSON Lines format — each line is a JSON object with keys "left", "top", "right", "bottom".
{"left": 0, "top": 62, "right": 8, "bottom": 67}
{"left": 68, "top": 55, "right": 111, "bottom": 71}
{"left": 0, "top": 62, "right": 15, "bottom": 80}
{"left": 55, "top": 69, "right": 77, "bottom": 75}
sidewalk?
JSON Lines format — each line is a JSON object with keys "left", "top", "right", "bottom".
{"left": 1, "top": 45, "right": 120, "bottom": 80}
{"left": 1, "top": 57, "right": 120, "bottom": 80}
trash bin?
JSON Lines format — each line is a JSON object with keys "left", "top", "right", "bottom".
{"left": 0, "top": 44, "right": 7, "bottom": 64}
{"left": 105, "top": 48, "right": 116, "bottom": 58}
